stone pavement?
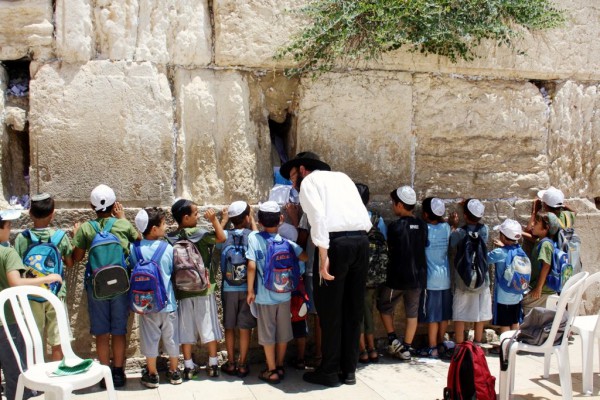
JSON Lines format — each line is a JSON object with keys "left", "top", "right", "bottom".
{"left": 48, "top": 336, "right": 599, "bottom": 400}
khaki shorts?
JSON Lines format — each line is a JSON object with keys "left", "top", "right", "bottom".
{"left": 223, "top": 291, "right": 257, "bottom": 330}
{"left": 30, "top": 298, "right": 71, "bottom": 347}
{"left": 255, "top": 301, "right": 293, "bottom": 345}
{"left": 376, "top": 286, "right": 422, "bottom": 318}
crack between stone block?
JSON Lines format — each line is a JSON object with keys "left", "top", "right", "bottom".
{"left": 207, "top": 0, "right": 216, "bottom": 66}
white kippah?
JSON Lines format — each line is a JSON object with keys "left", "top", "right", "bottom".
{"left": 135, "top": 209, "right": 149, "bottom": 233}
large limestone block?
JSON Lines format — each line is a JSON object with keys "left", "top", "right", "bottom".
{"left": 174, "top": 69, "right": 271, "bottom": 205}
{"left": 0, "top": 65, "right": 8, "bottom": 207}
{"left": 0, "top": 0, "right": 53, "bottom": 60}
{"left": 295, "top": 71, "right": 413, "bottom": 197}
{"left": 548, "top": 81, "right": 600, "bottom": 198}
{"left": 28, "top": 61, "right": 174, "bottom": 206}
{"left": 55, "top": 0, "right": 94, "bottom": 63}
{"left": 413, "top": 74, "right": 550, "bottom": 199}
{"left": 86, "top": 0, "right": 211, "bottom": 65}
{"left": 214, "top": 0, "right": 307, "bottom": 67}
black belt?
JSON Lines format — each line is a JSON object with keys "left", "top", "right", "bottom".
{"left": 329, "top": 230, "right": 367, "bottom": 239}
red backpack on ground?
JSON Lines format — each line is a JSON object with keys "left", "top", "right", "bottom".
{"left": 443, "top": 341, "right": 496, "bottom": 400}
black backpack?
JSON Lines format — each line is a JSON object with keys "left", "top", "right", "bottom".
{"left": 454, "top": 224, "right": 488, "bottom": 291}
{"left": 366, "top": 211, "right": 388, "bottom": 287}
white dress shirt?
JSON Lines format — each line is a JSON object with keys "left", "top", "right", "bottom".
{"left": 299, "top": 170, "right": 372, "bottom": 249}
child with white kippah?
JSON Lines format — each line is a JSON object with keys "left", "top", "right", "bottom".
{"left": 130, "top": 208, "right": 180, "bottom": 388}
{"left": 449, "top": 199, "right": 492, "bottom": 344}
{"left": 418, "top": 197, "right": 452, "bottom": 358}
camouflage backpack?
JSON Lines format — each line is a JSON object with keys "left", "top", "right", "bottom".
{"left": 366, "top": 211, "right": 388, "bottom": 287}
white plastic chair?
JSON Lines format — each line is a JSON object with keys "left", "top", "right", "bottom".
{"left": 499, "top": 271, "right": 589, "bottom": 400}
{"left": 570, "top": 271, "right": 600, "bottom": 395}
{"left": 0, "top": 286, "right": 116, "bottom": 400}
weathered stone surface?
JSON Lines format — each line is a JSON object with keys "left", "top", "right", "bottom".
{"left": 174, "top": 69, "right": 272, "bottom": 205}
{"left": 548, "top": 81, "right": 600, "bottom": 198}
{"left": 28, "top": 61, "right": 174, "bottom": 207}
{"left": 253, "top": 72, "right": 299, "bottom": 124}
{"left": 295, "top": 71, "right": 413, "bottom": 198}
{"left": 414, "top": 74, "right": 550, "bottom": 199}
{"left": 0, "top": 0, "right": 53, "bottom": 60}
{"left": 89, "top": 0, "right": 211, "bottom": 65}
{"left": 55, "top": 0, "right": 94, "bottom": 63}
{"left": 214, "top": 0, "right": 307, "bottom": 68}
{"left": 4, "top": 106, "right": 27, "bottom": 131}
{"left": 0, "top": 66, "right": 8, "bottom": 208}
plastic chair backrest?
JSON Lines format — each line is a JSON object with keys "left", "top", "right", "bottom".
{"left": 541, "top": 271, "right": 588, "bottom": 349}
{"left": 580, "top": 271, "right": 600, "bottom": 334}
{"left": 0, "top": 286, "right": 77, "bottom": 372}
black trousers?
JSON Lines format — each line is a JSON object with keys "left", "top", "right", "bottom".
{"left": 313, "top": 233, "right": 369, "bottom": 375}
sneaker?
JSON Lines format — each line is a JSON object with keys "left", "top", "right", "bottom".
{"left": 166, "top": 369, "right": 183, "bottom": 385}
{"left": 141, "top": 372, "right": 159, "bottom": 389}
{"left": 183, "top": 365, "right": 200, "bottom": 381}
{"left": 207, "top": 365, "right": 220, "bottom": 378}
{"left": 395, "top": 344, "right": 413, "bottom": 361}
{"left": 112, "top": 368, "right": 127, "bottom": 388}
{"left": 387, "top": 339, "right": 402, "bottom": 356}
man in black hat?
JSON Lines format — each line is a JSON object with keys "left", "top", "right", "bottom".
{"left": 280, "top": 152, "right": 372, "bottom": 387}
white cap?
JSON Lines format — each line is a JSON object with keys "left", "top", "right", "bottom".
{"left": 431, "top": 198, "right": 445, "bottom": 217}
{"left": 467, "top": 199, "right": 485, "bottom": 218}
{"left": 539, "top": 187, "right": 564, "bottom": 208}
{"left": 135, "top": 209, "right": 149, "bottom": 233}
{"left": 90, "top": 184, "right": 116, "bottom": 212}
{"left": 0, "top": 209, "right": 22, "bottom": 221}
{"left": 494, "top": 218, "right": 522, "bottom": 241}
{"left": 396, "top": 186, "right": 416, "bottom": 205}
{"left": 259, "top": 201, "right": 280, "bottom": 213}
{"left": 228, "top": 201, "right": 248, "bottom": 218}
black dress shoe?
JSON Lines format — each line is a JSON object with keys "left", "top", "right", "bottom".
{"left": 303, "top": 370, "right": 342, "bottom": 387}
{"left": 339, "top": 372, "right": 356, "bottom": 385}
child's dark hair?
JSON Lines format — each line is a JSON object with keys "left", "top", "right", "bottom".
{"left": 171, "top": 199, "right": 194, "bottom": 225}
{"left": 95, "top": 203, "right": 114, "bottom": 215}
{"left": 30, "top": 196, "right": 55, "bottom": 219}
{"left": 422, "top": 197, "right": 444, "bottom": 223}
{"left": 143, "top": 207, "right": 166, "bottom": 236}
{"left": 0, "top": 220, "right": 9, "bottom": 229}
{"left": 355, "top": 183, "right": 369, "bottom": 206}
{"left": 230, "top": 204, "right": 251, "bottom": 227}
{"left": 258, "top": 211, "right": 281, "bottom": 228}
{"left": 389, "top": 189, "right": 415, "bottom": 211}
{"left": 463, "top": 198, "right": 481, "bottom": 222}
{"left": 535, "top": 211, "right": 551, "bottom": 231}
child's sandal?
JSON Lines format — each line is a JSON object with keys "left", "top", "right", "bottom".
{"left": 237, "top": 363, "right": 250, "bottom": 378}
{"left": 358, "top": 350, "right": 370, "bottom": 364}
{"left": 259, "top": 369, "right": 280, "bottom": 385}
{"left": 220, "top": 361, "right": 237, "bottom": 376}
{"left": 368, "top": 348, "right": 379, "bottom": 363}
{"left": 276, "top": 365, "right": 285, "bottom": 380}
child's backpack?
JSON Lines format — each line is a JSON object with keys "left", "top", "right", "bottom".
{"left": 129, "top": 241, "right": 169, "bottom": 314}
{"left": 22, "top": 229, "right": 66, "bottom": 301}
{"left": 259, "top": 231, "right": 300, "bottom": 293}
{"left": 454, "top": 224, "right": 488, "bottom": 291}
{"left": 497, "top": 245, "right": 531, "bottom": 295}
{"left": 220, "top": 229, "right": 251, "bottom": 286}
{"left": 290, "top": 279, "right": 310, "bottom": 322}
{"left": 557, "top": 213, "right": 582, "bottom": 274}
{"left": 366, "top": 211, "right": 388, "bottom": 287}
{"left": 539, "top": 238, "right": 573, "bottom": 292}
{"left": 168, "top": 231, "right": 211, "bottom": 294}
{"left": 443, "top": 341, "right": 496, "bottom": 400}
{"left": 87, "top": 218, "right": 130, "bottom": 300}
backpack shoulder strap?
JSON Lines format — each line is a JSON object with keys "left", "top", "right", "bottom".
{"left": 150, "top": 241, "right": 168, "bottom": 265}
{"left": 89, "top": 220, "right": 101, "bottom": 234}
{"left": 23, "top": 229, "right": 40, "bottom": 244}
{"left": 103, "top": 217, "right": 117, "bottom": 233}
{"left": 49, "top": 230, "right": 67, "bottom": 247}
{"left": 369, "top": 210, "right": 379, "bottom": 227}
{"left": 133, "top": 241, "right": 143, "bottom": 263}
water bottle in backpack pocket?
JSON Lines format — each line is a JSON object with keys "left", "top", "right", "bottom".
{"left": 87, "top": 218, "right": 130, "bottom": 300}
{"left": 221, "top": 229, "right": 251, "bottom": 286}
{"left": 260, "top": 232, "right": 300, "bottom": 293}
{"left": 454, "top": 224, "right": 488, "bottom": 291}
{"left": 22, "top": 229, "right": 66, "bottom": 301}
{"left": 129, "top": 241, "right": 169, "bottom": 314}
{"left": 169, "top": 231, "right": 211, "bottom": 294}
{"left": 497, "top": 245, "right": 531, "bottom": 295}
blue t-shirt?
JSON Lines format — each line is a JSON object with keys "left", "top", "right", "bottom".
{"left": 488, "top": 246, "right": 523, "bottom": 305}
{"left": 425, "top": 222, "right": 451, "bottom": 290}
{"left": 246, "top": 231, "right": 304, "bottom": 305}
{"left": 219, "top": 229, "right": 250, "bottom": 293}
{"left": 129, "top": 239, "right": 177, "bottom": 312}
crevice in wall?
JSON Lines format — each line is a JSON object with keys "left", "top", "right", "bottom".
{"left": 207, "top": 0, "right": 216, "bottom": 66}
{"left": 595, "top": 196, "right": 600, "bottom": 210}
{"left": 1, "top": 60, "right": 31, "bottom": 206}
{"left": 269, "top": 113, "right": 293, "bottom": 172}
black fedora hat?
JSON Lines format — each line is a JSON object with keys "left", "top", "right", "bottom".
{"left": 280, "top": 151, "right": 331, "bottom": 180}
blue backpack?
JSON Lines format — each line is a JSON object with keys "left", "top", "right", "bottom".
{"left": 220, "top": 229, "right": 251, "bottom": 286}
{"left": 539, "top": 238, "right": 573, "bottom": 292}
{"left": 129, "top": 241, "right": 169, "bottom": 314}
{"left": 259, "top": 232, "right": 300, "bottom": 293}
{"left": 87, "top": 218, "right": 130, "bottom": 300}
{"left": 22, "top": 229, "right": 66, "bottom": 301}
{"left": 496, "top": 245, "right": 531, "bottom": 295}
{"left": 454, "top": 224, "right": 488, "bottom": 291}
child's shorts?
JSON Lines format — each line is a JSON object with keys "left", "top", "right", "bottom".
{"left": 376, "top": 286, "right": 421, "bottom": 318}
{"left": 255, "top": 301, "right": 293, "bottom": 345}
{"left": 452, "top": 287, "right": 492, "bottom": 322}
{"left": 493, "top": 302, "right": 522, "bottom": 327}
{"left": 292, "top": 319, "right": 308, "bottom": 339}
{"left": 178, "top": 293, "right": 224, "bottom": 344}
{"left": 139, "top": 311, "right": 179, "bottom": 358}
{"left": 86, "top": 285, "right": 129, "bottom": 336}
{"left": 418, "top": 289, "right": 452, "bottom": 323}
{"left": 30, "top": 297, "right": 72, "bottom": 346}
{"left": 223, "top": 291, "right": 257, "bottom": 330}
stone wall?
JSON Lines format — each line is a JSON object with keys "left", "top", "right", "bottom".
{"left": 1, "top": 0, "right": 599, "bottom": 359}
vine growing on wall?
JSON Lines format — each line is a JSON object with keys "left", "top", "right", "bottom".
{"left": 275, "top": 0, "right": 565, "bottom": 77}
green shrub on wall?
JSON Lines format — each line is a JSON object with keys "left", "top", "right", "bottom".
{"left": 276, "top": 0, "right": 565, "bottom": 77}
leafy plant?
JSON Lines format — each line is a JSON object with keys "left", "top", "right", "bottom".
{"left": 275, "top": 0, "right": 565, "bottom": 77}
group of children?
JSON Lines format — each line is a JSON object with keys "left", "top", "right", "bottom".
{"left": 0, "top": 182, "right": 578, "bottom": 398}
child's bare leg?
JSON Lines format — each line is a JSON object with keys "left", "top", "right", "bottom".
{"left": 438, "top": 321, "right": 449, "bottom": 344}
{"left": 51, "top": 345, "right": 63, "bottom": 362}
{"left": 239, "top": 329, "right": 251, "bottom": 364}
{"left": 510, "top": 323, "right": 519, "bottom": 331}
{"left": 112, "top": 334, "right": 126, "bottom": 368}
{"left": 146, "top": 357, "right": 158, "bottom": 375}
{"left": 225, "top": 329, "right": 236, "bottom": 363}
{"left": 474, "top": 321, "right": 485, "bottom": 343}
{"left": 454, "top": 321, "right": 465, "bottom": 344}
{"left": 359, "top": 333, "right": 366, "bottom": 352}
{"left": 169, "top": 357, "right": 179, "bottom": 372}
{"left": 96, "top": 334, "right": 110, "bottom": 365}
{"left": 499, "top": 326, "right": 510, "bottom": 334}
{"left": 366, "top": 333, "right": 376, "bottom": 350}
{"left": 404, "top": 318, "right": 418, "bottom": 345}
{"left": 275, "top": 342, "right": 288, "bottom": 367}
{"left": 263, "top": 344, "right": 276, "bottom": 371}
{"left": 428, "top": 323, "right": 439, "bottom": 347}
{"left": 206, "top": 340, "right": 218, "bottom": 358}
{"left": 182, "top": 343, "right": 193, "bottom": 361}
{"left": 380, "top": 313, "right": 395, "bottom": 335}
{"left": 296, "top": 337, "right": 306, "bottom": 361}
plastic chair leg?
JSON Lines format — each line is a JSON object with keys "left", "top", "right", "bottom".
{"left": 556, "top": 347, "right": 573, "bottom": 400}
{"left": 499, "top": 340, "right": 511, "bottom": 400}
{"left": 543, "top": 351, "right": 552, "bottom": 378}
{"left": 14, "top": 375, "right": 25, "bottom": 400}
{"left": 101, "top": 365, "right": 117, "bottom": 400}
{"left": 581, "top": 330, "right": 594, "bottom": 395}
